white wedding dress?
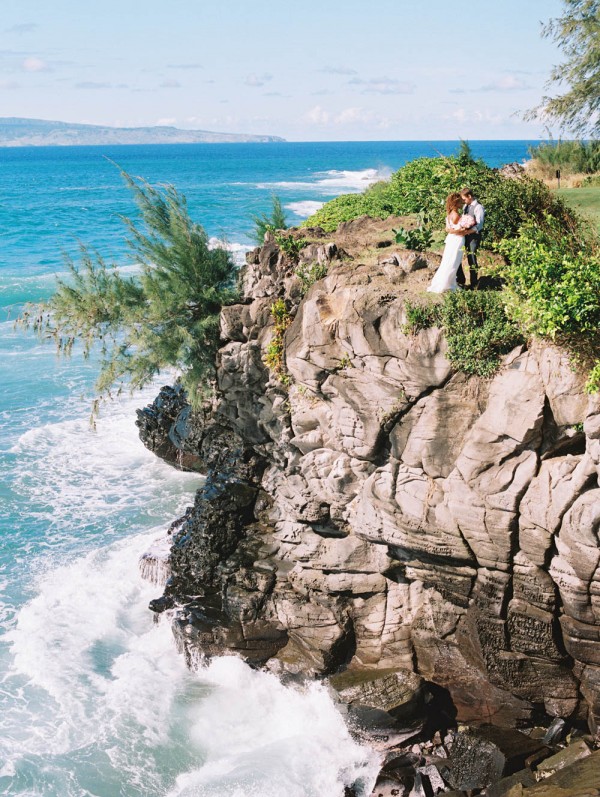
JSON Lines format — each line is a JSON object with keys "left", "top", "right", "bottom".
{"left": 427, "top": 216, "right": 464, "bottom": 293}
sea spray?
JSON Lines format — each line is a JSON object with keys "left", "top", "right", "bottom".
{"left": 2, "top": 532, "right": 379, "bottom": 797}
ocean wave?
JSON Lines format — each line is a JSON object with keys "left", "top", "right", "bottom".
{"left": 256, "top": 166, "right": 392, "bottom": 196}
{"left": 8, "top": 382, "right": 200, "bottom": 541}
{"left": 285, "top": 200, "right": 325, "bottom": 218}
{"left": 1, "top": 532, "right": 379, "bottom": 797}
{"left": 208, "top": 237, "right": 252, "bottom": 266}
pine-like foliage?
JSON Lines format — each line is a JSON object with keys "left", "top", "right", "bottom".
{"left": 525, "top": 0, "right": 600, "bottom": 136}
{"left": 252, "top": 195, "right": 287, "bottom": 244}
{"left": 19, "top": 172, "right": 238, "bottom": 409}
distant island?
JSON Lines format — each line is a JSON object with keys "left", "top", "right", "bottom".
{"left": 0, "top": 117, "right": 285, "bottom": 146}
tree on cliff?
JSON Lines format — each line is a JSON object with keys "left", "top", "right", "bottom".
{"left": 525, "top": 0, "right": 600, "bottom": 136}
{"left": 19, "top": 171, "right": 238, "bottom": 410}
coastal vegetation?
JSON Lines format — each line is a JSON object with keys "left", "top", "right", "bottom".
{"left": 404, "top": 291, "right": 525, "bottom": 378}
{"left": 251, "top": 195, "right": 288, "bottom": 244}
{"left": 19, "top": 172, "right": 238, "bottom": 409}
{"left": 304, "top": 147, "right": 600, "bottom": 391}
{"left": 523, "top": 0, "right": 600, "bottom": 138}
{"left": 303, "top": 152, "right": 576, "bottom": 243}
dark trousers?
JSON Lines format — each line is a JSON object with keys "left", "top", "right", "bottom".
{"left": 457, "top": 232, "right": 480, "bottom": 286}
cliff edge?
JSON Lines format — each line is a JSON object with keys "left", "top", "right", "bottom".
{"left": 138, "top": 217, "right": 600, "bottom": 737}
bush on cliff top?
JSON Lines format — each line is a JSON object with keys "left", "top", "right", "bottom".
{"left": 496, "top": 217, "right": 600, "bottom": 390}
{"left": 303, "top": 153, "right": 577, "bottom": 244}
{"left": 19, "top": 171, "right": 238, "bottom": 411}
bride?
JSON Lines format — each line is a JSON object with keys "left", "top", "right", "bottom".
{"left": 427, "top": 192, "right": 474, "bottom": 293}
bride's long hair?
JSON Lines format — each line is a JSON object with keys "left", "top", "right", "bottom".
{"left": 445, "top": 192, "right": 463, "bottom": 214}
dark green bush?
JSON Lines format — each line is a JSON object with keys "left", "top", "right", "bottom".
{"left": 403, "top": 291, "right": 524, "bottom": 377}
{"left": 440, "top": 290, "right": 525, "bottom": 377}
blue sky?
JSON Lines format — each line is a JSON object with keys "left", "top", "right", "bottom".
{"left": 1, "top": 0, "right": 566, "bottom": 140}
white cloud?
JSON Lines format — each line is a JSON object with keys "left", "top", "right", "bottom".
{"left": 304, "top": 105, "right": 392, "bottom": 129}
{"left": 445, "top": 108, "right": 504, "bottom": 125}
{"left": 244, "top": 73, "right": 272, "bottom": 87}
{"left": 0, "top": 78, "right": 20, "bottom": 89}
{"left": 478, "top": 75, "right": 532, "bottom": 92}
{"left": 160, "top": 79, "right": 181, "bottom": 89}
{"left": 156, "top": 117, "right": 177, "bottom": 126}
{"left": 305, "top": 105, "right": 330, "bottom": 125}
{"left": 6, "top": 23, "right": 38, "bottom": 35}
{"left": 348, "top": 76, "right": 414, "bottom": 95}
{"left": 22, "top": 56, "right": 49, "bottom": 72}
{"left": 319, "top": 66, "right": 358, "bottom": 76}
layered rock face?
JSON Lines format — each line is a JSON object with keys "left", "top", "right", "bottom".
{"left": 143, "top": 224, "right": 600, "bottom": 734}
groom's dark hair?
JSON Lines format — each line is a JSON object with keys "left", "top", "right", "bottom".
{"left": 460, "top": 187, "right": 473, "bottom": 198}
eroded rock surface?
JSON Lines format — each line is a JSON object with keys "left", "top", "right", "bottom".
{"left": 141, "top": 222, "right": 600, "bottom": 735}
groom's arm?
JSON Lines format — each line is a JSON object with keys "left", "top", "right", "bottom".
{"left": 474, "top": 204, "right": 484, "bottom": 232}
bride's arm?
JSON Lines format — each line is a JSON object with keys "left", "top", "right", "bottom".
{"left": 445, "top": 210, "right": 468, "bottom": 234}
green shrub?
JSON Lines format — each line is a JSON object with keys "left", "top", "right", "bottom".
{"left": 303, "top": 155, "right": 578, "bottom": 245}
{"left": 529, "top": 140, "right": 600, "bottom": 174}
{"left": 296, "top": 261, "right": 328, "bottom": 294}
{"left": 252, "top": 195, "right": 288, "bottom": 244}
{"left": 440, "top": 290, "right": 524, "bottom": 377}
{"left": 302, "top": 194, "right": 375, "bottom": 232}
{"left": 403, "top": 291, "right": 524, "bottom": 377}
{"left": 393, "top": 209, "right": 434, "bottom": 251}
{"left": 273, "top": 232, "right": 308, "bottom": 260}
{"left": 403, "top": 299, "right": 442, "bottom": 334}
{"left": 496, "top": 219, "right": 600, "bottom": 338}
{"left": 264, "top": 298, "right": 292, "bottom": 384}
{"left": 587, "top": 361, "right": 600, "bottom": 393}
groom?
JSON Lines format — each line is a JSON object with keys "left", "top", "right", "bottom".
{"left": 457, "top": 187, "right": 484, "bottom": 289}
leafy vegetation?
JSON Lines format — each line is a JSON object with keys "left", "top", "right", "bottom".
{"left": 529, "top": 139, "right": 600, "bottom": 174}
{"left": 273, "top": 232, "right": 308, "bottom": 260}
{"left": 18, "top": 172, "right": 237, "bottom": 409}
{"left": 496, "top": 218, "right": 600, "bottom": 390}
{"left": 404, "top": 291, "right": 525, "bottom": 378}
{"left": 523, "top": 0, "right": 600, "bottom": 137}
{"left": 393, "top": 209, "right": 434, "bottom": 251}
{"left": 303, "top": 153, "right": 576, "bottom": 246}
{"left": 252, "top": 195, "right": 288, "bottom": 244}
{"left": 295, "top": 261, "right": 328, "bottom": 294}
{"left": 263, "top": 298, "right": 292, "bottom": 385}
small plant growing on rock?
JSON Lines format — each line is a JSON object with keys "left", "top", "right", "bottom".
{"left": 264, "top": 298, "right": 292, "bottom": 385}
{"left": 393, "top": 209, "right": 434, "bottom": 252}
{"left": 403, "top": 291, "right": 524, "bottom": 378}
{"left": 295, "top": 261, "right": 328, "bottom": 294}
{"left": 402, "top": 299, "right": 442, "bottom": 334}
{"left": 273, "top": 232, "right": 308, "bottom": 261}
{"left": 252, "top": 195, "right": 288, "bottom": 244}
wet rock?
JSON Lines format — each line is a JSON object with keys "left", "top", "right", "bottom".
{"left": 136, "top": 384, "right": 204, "bottom": 470}
{"left": 446, "top": 730, "right": 507, "bottom": 790}
{"left": 330, "top": 668, "right": 424, "bottom": 720}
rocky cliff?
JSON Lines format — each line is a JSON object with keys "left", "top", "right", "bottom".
{"left": 137, "top": 217, "right": 600, "bottom": 738}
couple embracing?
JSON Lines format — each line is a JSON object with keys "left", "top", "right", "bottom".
{"left": 427, "top": 187, "right": 484, "bottom": 294}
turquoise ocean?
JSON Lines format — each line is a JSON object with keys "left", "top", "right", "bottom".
{"left": 0, "top": 141, "right": 536, "bottom": 797}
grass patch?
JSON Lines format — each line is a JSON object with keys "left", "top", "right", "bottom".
{"left": 557, "top": 187, "right": 600, "bottom": 232}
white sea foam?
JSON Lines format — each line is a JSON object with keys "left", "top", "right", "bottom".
{"left": 285, "top": 200, "right": 325, "bottom": 218}
{"left": 257, "top": 166, "right": 392, "bottom": 196}
{"left": 167, "top": 657, "right": 380, "bottom": 797}
{"left": 208, "top": 237, "right": 251, "bottom": 266}
{"left": 7, "top": 381, "right": 200, "bottom": 556}
{"left": 2, "top": 532, "right": 379, "bottom": 797}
